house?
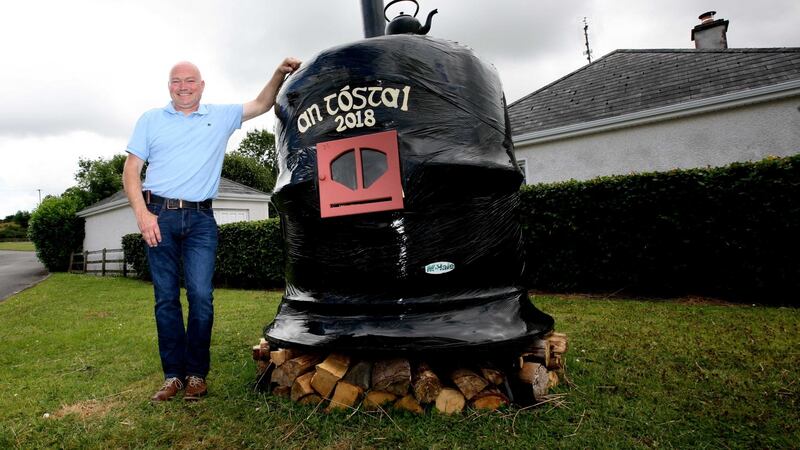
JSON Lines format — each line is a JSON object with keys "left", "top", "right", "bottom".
{"left": 508, "top": 12, "right": 800, "bottom": 185}
{"left": 76, "top": 177, "right": 271, "bottom": 255}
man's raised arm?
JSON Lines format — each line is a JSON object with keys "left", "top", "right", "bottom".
{"left": 242, "top": 57, "right": 302, "bottom": 122}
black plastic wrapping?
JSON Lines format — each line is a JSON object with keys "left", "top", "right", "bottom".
{"left": 265, "top": 35, "right": 553, "bottom": 355}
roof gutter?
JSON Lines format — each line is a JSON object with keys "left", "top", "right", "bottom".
{"left": 77, "top": 198, "right": 130, "bottom": 218}
{"left": 512, "top": 79, "right": 800, "bottom": 146}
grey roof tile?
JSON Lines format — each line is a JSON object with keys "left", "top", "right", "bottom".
{"left": 508, "top": 48, "right": 800, "bottom": 135}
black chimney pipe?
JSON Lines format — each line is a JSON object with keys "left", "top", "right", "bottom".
{"left": 360, "top": 0, "right": 385, "bottom": 38}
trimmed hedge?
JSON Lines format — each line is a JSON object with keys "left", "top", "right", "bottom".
{"left": 122, "top": 217, "right": 284, "bottom": 288}
{"left": 215, "top": 219, "right": 283, "bottom": 288}
{"left": 120, "top": 155, "right": 798, "bottom": 303}
{"left": 122, "top": 233, "right": 150, "bottom": 281}
{"left": 520, "top": 155, "right": 800, "bottom": 303}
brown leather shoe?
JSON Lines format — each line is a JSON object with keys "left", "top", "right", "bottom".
{"left": 184, "top": 376, "right": 207, "bottom": 401}
{"left": 151, "top": 377, "right": 184, "bottom": 402}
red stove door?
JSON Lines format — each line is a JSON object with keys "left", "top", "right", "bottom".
{"left": 317, "top": 130, "right": 404, "bottom": 218}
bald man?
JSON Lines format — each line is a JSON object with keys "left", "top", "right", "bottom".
{"left": 123, "top": 58, "right": 301, "bottom": 402}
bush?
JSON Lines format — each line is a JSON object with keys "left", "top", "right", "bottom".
{"left": 28, "top": 196, "right": 85, "bottom": 271}
{"left": 0, "top": 222, "right": 28, "bottom": 240}
{"left": 122, "top": 233, "right": 150, "bottom": 280}
{"left": 216, "top": 218, "right": 284, "bottom": 288}
{"left": 122, "top": 218, "right": 284, "bottom": 288}
{"left": 520, "top": 155, "right": 800, "bottom": 303}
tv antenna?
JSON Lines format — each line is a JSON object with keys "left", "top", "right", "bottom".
{"left": 583, "top": 17, "right": 593, "bottom": 63}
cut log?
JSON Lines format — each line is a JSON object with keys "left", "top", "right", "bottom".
{"left": 254, "top": 331, "right": 569, "bottom": 411}
{"left": 525, "top": 339, "right": 551, "bottom": 367}
{"left": 547, "top": 370, "right": 559, "bottom": 389}
{"left": 518, "top": 362, "right": 549, "bottom": 401}
{"left": 470, "top": 387, "right": 509, "bottom": 411}
{"left": 362, "top": 391, "right": 397, "bottom": 411}
{"left": 372, "top": 358, "right": 411, "bottom": 396}
{"left": 311, "top": 353, "right": 351, "bottom": 398}
{"left": 451, "top": 368, "right": 489, "bottom": 400}
{"left": 479, "top": 367, "right": 505, "bottom": 386}
{"left": 548, "top": 332, "right": 568, "bottom": 354}
{"left": 254, "top": 360, "right": 274, "bottom": 391}
{"left": 412, "top": 362, "right": 443, "bottom": 404}
{"left": 311, "top": 369, "right": 338, "bottom": 398}
{"left": 291, "top": 371, "right": 316, "bottom": 402}
{"left": 343, "top": 360, "right": 373, "bottom": 391}
{"left": 547, "top": 353, "right": 564, "bottom": 371}
{"left": 297, "top": 393, "right": 323, "bottom": 406}
{"left": 394, "top": 394, "right": 424, "bottom": 414}
{"left": 270, "top": 349, "right": 297, "bottom": 367}
{"left": 435, "top": 388, "right": 465, "bottom": 415}
{"left": 327, "top": 381, "right": 362, "bottom": 411}
{"left": 272, "top": 385, "right": 291, "bottom": 397}
{"left": 271, "top": 354, "right": 321, "bottom": 387}
{"left": 317, "top": 353, "right": 351, "bottom": 378}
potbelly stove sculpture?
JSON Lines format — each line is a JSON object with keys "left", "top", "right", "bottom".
{"left": 264, "top": 2, "right": 553, "bottom": 356}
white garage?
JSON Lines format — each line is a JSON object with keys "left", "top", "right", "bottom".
{"left": 76, "top": 177, "right": 271, "bottom": 259}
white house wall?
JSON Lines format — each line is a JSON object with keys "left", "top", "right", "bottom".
{"left": 514, "top": 97, "right": 800, "bottom": 184}
{"left": 82, "top": 206, "right": 139, "bottom": 252}
{"left": 81, "top": 198, "right": 269, "bottom": 253}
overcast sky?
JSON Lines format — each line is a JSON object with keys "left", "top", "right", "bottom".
{"left": 1, "top": 0, "right": 798, "bottom": 217}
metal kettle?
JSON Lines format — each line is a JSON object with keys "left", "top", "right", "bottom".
{"left": 384, "top": 0, "right": 438, "bottom": 35}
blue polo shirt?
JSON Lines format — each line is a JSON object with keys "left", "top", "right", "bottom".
{"left": 127, "top": 102, "right": 243, "bottom": 201}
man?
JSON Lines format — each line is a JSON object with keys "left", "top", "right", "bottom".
{"left": 122, "top": 58, "right": 301, "bottom": 402}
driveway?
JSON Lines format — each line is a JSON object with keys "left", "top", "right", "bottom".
{"left": 0, "top": 250, "right": 49, "bottom": 301}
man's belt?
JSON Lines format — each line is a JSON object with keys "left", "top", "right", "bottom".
{"left": 143, "top": 191, "right": 212, "bottom": 210}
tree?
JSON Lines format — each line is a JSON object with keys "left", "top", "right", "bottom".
{"left": 233, "top": 129, "right": 277, "bottom": 176}
{"left": 222, "top": 154, "right": 275, "bottom": 193}
{"left": 61, "top": 186, "right": 94, "bottom": 210}
{"left": 28, "top": 195, "right": 85, "bottom": 271}
{"left": 3, "top": 210, "right": 31, "bottom": 228}
{"left": 74, "top": 154, "right": 127, "bottom": 205}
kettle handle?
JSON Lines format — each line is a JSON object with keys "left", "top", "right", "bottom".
{"left": 383, "top": 0, "right": 420, "bottom": 22}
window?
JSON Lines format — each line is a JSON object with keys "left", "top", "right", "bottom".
{"left": 316, "top": 130, "right": 404, "bottom": 218}
{"left": 330, "top": 148, "right": 388, "bottom": 191}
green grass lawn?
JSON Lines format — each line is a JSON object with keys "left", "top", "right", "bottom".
{"left": 0, "top": 274, "right": 797, "bottom": 449}
{"left": 0, "top": 241, "right": 35, "bottom": 251}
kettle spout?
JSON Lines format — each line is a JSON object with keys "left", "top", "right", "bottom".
{"left": 417, "top": 9, "right": 438, "bottom": 35}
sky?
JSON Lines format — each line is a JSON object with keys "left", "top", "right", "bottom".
{"left": 1, "top": 0, "right": 798, "bottom": 218}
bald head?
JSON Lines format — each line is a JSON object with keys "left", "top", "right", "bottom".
{"left": 169, "top": 61, "right": 202, "bottom": 81}
{"left": 168, "top": 61, "right": 205, "bottom": 114}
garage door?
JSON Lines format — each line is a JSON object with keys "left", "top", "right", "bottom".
{"left": 214, "top": 209, "right": 250, "bottom": 225}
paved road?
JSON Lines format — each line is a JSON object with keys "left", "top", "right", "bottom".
{"left": 0, "top": 250, "right": 49, "bottom": 301}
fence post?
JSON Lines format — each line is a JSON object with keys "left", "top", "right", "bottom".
{"left": 122, "top": 249, "right": 128, "bottom": 277}
{"left": 101, "top": 248, "right": 107, "bottom": 276}
{"left": 83, "top": 251, "right": 88, "bottom": 273}
{"left": 68, "top": 252, "right": 75, "bottom": 273}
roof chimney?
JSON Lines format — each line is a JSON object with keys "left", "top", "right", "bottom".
{"left": 691, "top": 11, "right": 729, "bottom": 49}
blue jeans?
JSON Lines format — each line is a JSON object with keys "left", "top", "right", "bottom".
{"left": 145, "top": 202, "right": 218, "bottom": 380}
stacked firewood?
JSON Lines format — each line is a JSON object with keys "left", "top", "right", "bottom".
{"left": 251, "top": 332, "right": 568, "bottom": 414}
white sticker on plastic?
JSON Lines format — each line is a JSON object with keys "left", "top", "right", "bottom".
{"left": 424, "top": 261, "right": 455, "bottom": 275}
